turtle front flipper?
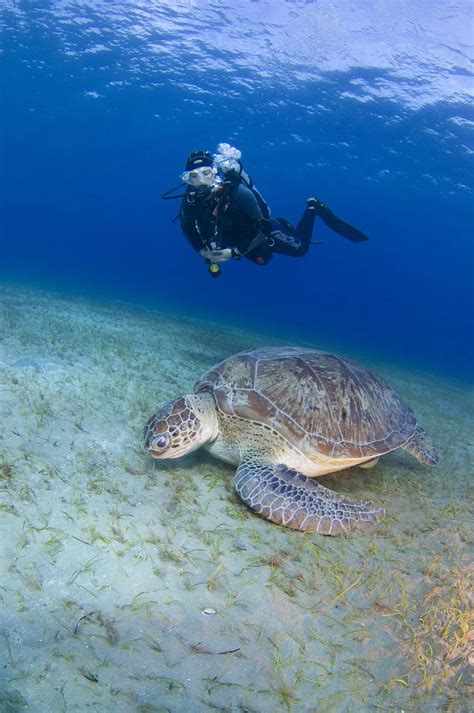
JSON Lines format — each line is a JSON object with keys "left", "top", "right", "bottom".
{"left": 235, "top": 460, "right": 384, "bottom": 535}
{"left": 402, "top": 425, "right": 439, "bottom": 466}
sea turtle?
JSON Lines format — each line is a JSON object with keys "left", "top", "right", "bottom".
{"left": 144, "top": 347, "right": 438, "bottom": 535}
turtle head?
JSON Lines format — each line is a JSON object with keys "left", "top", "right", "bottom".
{"left": 144, "top": 393, "right": 218, "bottom": 460}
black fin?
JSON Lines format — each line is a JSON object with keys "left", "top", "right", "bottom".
{"left": 317, "top": 205, "right": 368, "bottom": 242}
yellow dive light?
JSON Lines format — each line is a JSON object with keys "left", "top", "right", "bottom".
{"left": 209, "top": 263, "right": 221, "bottom": 277}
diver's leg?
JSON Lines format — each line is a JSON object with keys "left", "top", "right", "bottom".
{"left": 294, "top": 200, "right": 318, "bottom": 243}
{"left": 268, "top": 219, "right": 309, "bottom": 257}
{"left": 307, "top": 197, "right": 368, "bottom": 243}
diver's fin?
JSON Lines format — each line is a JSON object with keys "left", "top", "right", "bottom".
{"left": 309, "top": 198, "right": 369, "bottom": 243}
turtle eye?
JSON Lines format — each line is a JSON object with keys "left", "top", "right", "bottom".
{"left": 154, "top": 434, "right": 168, "bottom": 449}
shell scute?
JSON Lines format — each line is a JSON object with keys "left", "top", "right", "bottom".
{"left": 232, "top": 388, "right": 277, "bottom": 423}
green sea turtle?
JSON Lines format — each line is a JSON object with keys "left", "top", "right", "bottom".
{"left": 144, "top": 347, "right": 438, "bottom": 535}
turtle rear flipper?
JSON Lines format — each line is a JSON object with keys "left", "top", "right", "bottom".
{"left": 402, "top": 425, "right": 439, "bottom": 466}
{"left": 235, "top": 459, "right": 384, "bottom": 535}
{"left": 358, "top": 457, "right": 380, "bottom": 469}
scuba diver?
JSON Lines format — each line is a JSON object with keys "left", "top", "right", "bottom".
{"left": 162, "top": 143, "right": 369, "bottom": 277}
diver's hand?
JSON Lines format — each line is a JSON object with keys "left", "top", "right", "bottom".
{"left": 199, "top": 248, "right": 234, "bottom": 263}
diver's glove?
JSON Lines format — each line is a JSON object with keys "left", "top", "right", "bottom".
{"left": 307, "top": 197, "right": 368, "bottom": 243}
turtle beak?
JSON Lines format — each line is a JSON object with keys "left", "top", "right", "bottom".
{"left": 149, "top": 449, "right": 165, "bottom": 458}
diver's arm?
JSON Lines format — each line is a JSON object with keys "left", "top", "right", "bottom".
{"left": 181, "top": 223, "right": 203, "bottom": 252}
{"left": 179, "top": 204, "right": 203, "bottom": 252}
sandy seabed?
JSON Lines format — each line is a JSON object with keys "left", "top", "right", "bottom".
{"left": 0, "top": 284, "right": 472, "bottom": 713}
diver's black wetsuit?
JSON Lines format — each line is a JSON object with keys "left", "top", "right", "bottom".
{"left": 180, "top": 182, "right": 367, "bottom": 266}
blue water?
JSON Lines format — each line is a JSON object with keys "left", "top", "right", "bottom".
{"left": 1, "top": 1, "right": 473, "bottom": 381}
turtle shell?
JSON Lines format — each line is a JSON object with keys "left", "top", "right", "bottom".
{"left": 194, "top": 346, "right": 417, "bottom": 460}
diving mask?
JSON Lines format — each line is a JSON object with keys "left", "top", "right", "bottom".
{"left": 181, "top": 166, "right": 217, "bottom": 187}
